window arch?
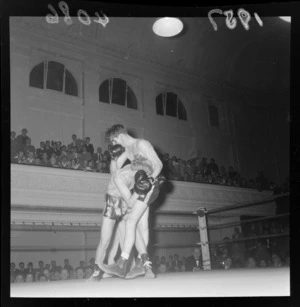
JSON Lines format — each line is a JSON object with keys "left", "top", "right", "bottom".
{"left": 155, "top": 92, "right": 187, "bottom": 120}
{"left": 29, "top": 60, "right": 78, "bottom": 97}
{"left": 99, "top": 78, "right": 138, "bottom": 110}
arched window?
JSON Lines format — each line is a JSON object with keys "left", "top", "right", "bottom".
{"left": 99, "top": 78, "right": 138, "bottom": 110}
{"left": 155, "top": 92, "right": 187, "bottom": 120}
{"left": 29, "top": 60, "right": 78, "bottom": 97}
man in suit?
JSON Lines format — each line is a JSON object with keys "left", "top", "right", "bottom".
{"left": 185, "top": 247, "right": 203, "bottom": 272}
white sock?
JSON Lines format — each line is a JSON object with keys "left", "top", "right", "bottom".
{"left": 121, "top": 252, "right": 129, "bottom": 260}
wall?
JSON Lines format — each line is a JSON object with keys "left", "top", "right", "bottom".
{"left": 11, "top": 164, "right": 276, "bottom": 266}
{"left": 9, "top": 17, "right": 289, "bottom": 181}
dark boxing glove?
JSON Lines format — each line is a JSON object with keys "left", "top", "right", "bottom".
{"left": 109, "top": 144, "right": 125, "bottom": 160}
{"left": 134, "top": 170, "right": 152, "bottom": 196}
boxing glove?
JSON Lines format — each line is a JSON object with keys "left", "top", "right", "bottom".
{"left": 109, "top": 144, "right": 125, "bottom": 160}
{"left": 134, "top": 170, "right": 152, "bottom": 195}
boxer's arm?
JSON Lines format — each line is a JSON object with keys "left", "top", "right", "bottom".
{"left": 113, "top": 175, "right": 134, "bottom": 205}
{"left": 109, "top": 159, "right": 118, "bottom": 175}
{"left": 137, "top": 140, "right": 163, "bottom": 179}
{"left": 115, "top": 150, "right": 129, "bottom": 169}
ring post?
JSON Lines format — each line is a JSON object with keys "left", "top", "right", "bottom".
{"left": 197, "top": 208, "right": 211, "bottom": 270}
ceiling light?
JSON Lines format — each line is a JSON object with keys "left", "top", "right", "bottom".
{"left": 152, "top": 17, "right": 183, "bottom": 37}
{"left": 279, "top": 16, "right": 291, "bottom": 23}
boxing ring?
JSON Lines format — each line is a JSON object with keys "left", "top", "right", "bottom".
{"left": 11, "top": 192, "right": 290, "bottom": 297}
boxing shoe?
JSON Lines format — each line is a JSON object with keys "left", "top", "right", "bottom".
{"left": 102, "top": 257, "right": 128, "bottom": 278}
{"left": 125, "top": 258, "right": 145, "bottom": 279}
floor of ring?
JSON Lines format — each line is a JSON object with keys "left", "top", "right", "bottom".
{"left": 11, "top": 267, "right": 290, "bottom": 297}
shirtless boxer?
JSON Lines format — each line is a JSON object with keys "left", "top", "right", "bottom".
{"left": 99, "top": 124, "right": 164, "bottom": 278}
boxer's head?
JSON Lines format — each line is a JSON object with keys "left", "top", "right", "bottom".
{"left": 105, "top": 124, "right": 127, "bottom": 145}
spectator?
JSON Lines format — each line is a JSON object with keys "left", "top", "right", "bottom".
{"left": 52, "top": 269, "right": 61, "bottom": 281}
{"left": 25, "top": 272, "right": 35, "bottom": 283}
{"left": 45, "top": 140, "right": 54, "bottom": 158}
{"left": 167, "top": 255, "right": 175, "bottom": 272}
{"left": 36, "top": 142, "right": 46, "bottom": 160}
{"left": 84, "top": 137, "right": 94, "bottom": 155}
{"left": 59, "top": 156, "right": 69, "bottom": 168}
{"left": 61, "top": 268, "right": 70, "bottom": 280}
{"left": 207, "top": 158, "right": 219, "bottom": 175}
{"left": 14, "top": 273, "right": 25, "bottom": 283}
{"left": 41, "top": 152, "right": 49, "bottom": 166}
{"left": 45, "top": 264, "right": 51, "bottom": 271}
{"left": 38, "top": 274, "right": 48, "bottom": 282}
{"left": 72, "top": 157, "right": 81, "bottom": 170}
{"left": 50, "top": 260, "right": 57, "bottom": 273}
{"left": 59, "top": 145, "right": 68, "bottom": 160}
{"left": 180, "top": 257, "right": 186, "bottom": 272}
{"left": 271, "top": 254, "right": 283, "bottom": 267}
{"left": 43, "top": 268, "right": 51, "bottom": 281}
{"left": 10, "top": 262, "right": 17, "bottom": 275}
{"left": 152, "top": 256, "right": 160, "bottom": 274}
{"left": 76, "top": 267, "right": 85, "bottom": 279}
{"left": 11, "top": 131, "right": 18, "bottom": 159}
{"left": 158, "top": 256, "right": 168, "bottom": 274}
{"left": 15, "top": 151, "right": 26, "bottom": 164}
{"left": 256, "top": 170, "right": 268, "bottom": 192}
{"left": 68, "top": 147, "right": 81, "bottom": 161}
{"left": 227, "top": 166, "right": 240, "bottom": 185}
{"left": 56, "top": 141, "right": 62, "bottom": 157}
{"left": 199, "top": 157, "right": 207, "bottom": 173}
{"left": 16, "top": 262, "right": 26, "bottom": 275}
{"left": 15, "top": 128, "right": 30, "bottom": 153}
{"left": 173, "top": 254, "right": 182, "bottom": 272}
{"left": 84, "top": 267, "right": 93, "bottom": 279}
{"left": 68, "top": 134, "right": 82, "bottom": 152}
{"left": 23, "top": 138, "right": 35, "bottom": 156}
{"left": 93, "top": 147, "right": 103, "bottom": 164}
{"left": 49, "top": 155, "right": 60, "bottom": 167}
{"left": 185, "top": 247, "right": 203, "bottom": 272}
{"left": 246, "top": 257, "right": 257, "bottom": 268}
{"left": 25, "top": 262, "right": 35, "bottom": 275}
{"left": 63, "top": 259, "right": 73, "bottom": 272}
{"left": 35, "top": 260, "right": 44, "bottom": 279}
{"left": 80, "top": 146, "right": 92, "bottom": 164}
{"left": 185, "top": 160, "right": 193, "bottom": 179}
{"left": 25, "top": 151, "right": 36, "bottom": 165}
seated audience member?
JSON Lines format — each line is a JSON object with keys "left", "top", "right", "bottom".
{"left": 63, "top": 259, "right": 73, "bottom": 272}
{"left": 25, "top": 262, "right": 35, "bottom": 275}
{"left": 227, "top": 166, "right": 240, "bottom": 185}
{"left": 231, "top": 243, "right": 245, "bottom": 268}
{"left": 158, "top": 256, "right": 168, "bottom": 274}
{"left": 59, "top": 155, "right": 69, "bottom": 168}
{"left": 51, "top": 269, "right": 62, "bottom": 281}
{"left": 10, "top": 262, "right": 17, "bottom": 275}
{"left": 25, "top": 272, "right": 35, "bottom": 283}
{"left": 152, "top": 256, "right": 161, "bottom": 274}
{"left": 14, "top": 273, "right": 25, "bottom": 283}
{"left": 246, "top": 257, "right": 257, "bottom": 268}
{"left": 50, "top": 260, "right": 57, "bottom": 273}
{"left": 199, "top": 157, "right": 207, "bottom": 173}
{"left": 259, "top": 260, "right": 268, "bottom": 267}
{"left": 93, "top": 147, "right": 103, "bottom": 163}
{"left": 86, "top": 160, "right": 95, "bottom": 171}
{"left": 185, "top": 160, "right": 194, "bottom": 179}
{"left": 45, "top": 140, "right": 54, "bottom": 159}
{"left": 68, "top": 134, "right": 82, "bottom": 152}
{"left": 59, "top": 145, "right": 68, "bottom": 160}
{"left": 15, "top": 128, "right": 30, "bottom": 153}
{"left": 16, "top": 262, "right": 26, "bottom": 275}
{"left": 255, "top": 240, "right": 270, "bottom": 266}
{"left": 15, "top": 151, "right": 26, "bottom": 164}
{"left": 84, "top": 267, "right": 93, "bottom": 279}
{"left": 36, "top": 142, "right": 46, "bottom": 160}
{"left": 167, "top": 255, "right": 175, "bottom": 272}
{"left": 42, "top": 268, "right": 51, "bottom": 281}
{"left": 81, "top": 159, "right": 90, "bottom": 171}
{"left": 23, "top": 138, "right": 35, "bottom": 157}
{"left": 271, "top": 254, "right": 283, "bottom": 267}
{"left": 49, "top": 155, "right": 60, "bottom": 167}
{"left": 68, "top": 147, "right": 81, "bottom": 161}
{"left": 186, "top": 247, "right": 203, "bottom": 272}
{"left": 84, "top": 137, "right": 94, "bottom": 154}
{"left": 61, "top": 268, "right": 70, "bottom": 280}
{"left": 35, "top": 260, "right": 44, "bottom": 279}
{"left": 73, "top": 158, "right": 81, "bottom": 170}
{"left": 173, "top": 254, "right": 182, "bottom": 272}
{"left": 51, "top": 141, "right": 61, "bottom": 157}
{"left": 11, "top": 131, "right": 18, "bottom": 159}
{"left": 38, "top": 274, "right": 48, "bottom": 282}
{"left": 45, "top": 264, "right": 51, "bottom": 270}
{"left": 56, "top": 141, "right": 62, "bottom": 156}
{"left": 219, "top": 246, "right": 233, "bottom": 269}
{"left": 66, "top": 160, "right": 72, "bottom": 169}
{"left": 25, "top": 151, "right": 36, "bottom": 165}
{"left": 80, "top": 146, "right": 92, "bottom": 164}
{"left": 180, "top": 257, "right": 186, "bottom": 272}
{"left": 76, "top": 267, "right": 85, "bottom": 279}
{"left": 207, "top": 158, "right": 219, "bottom": 175}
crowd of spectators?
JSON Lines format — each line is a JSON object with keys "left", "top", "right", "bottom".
{"left": 11, "top": 128, "right": 289, "bottom": 193}
{"left": 10, "top": 258, "right": 96, "bottom": 283}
